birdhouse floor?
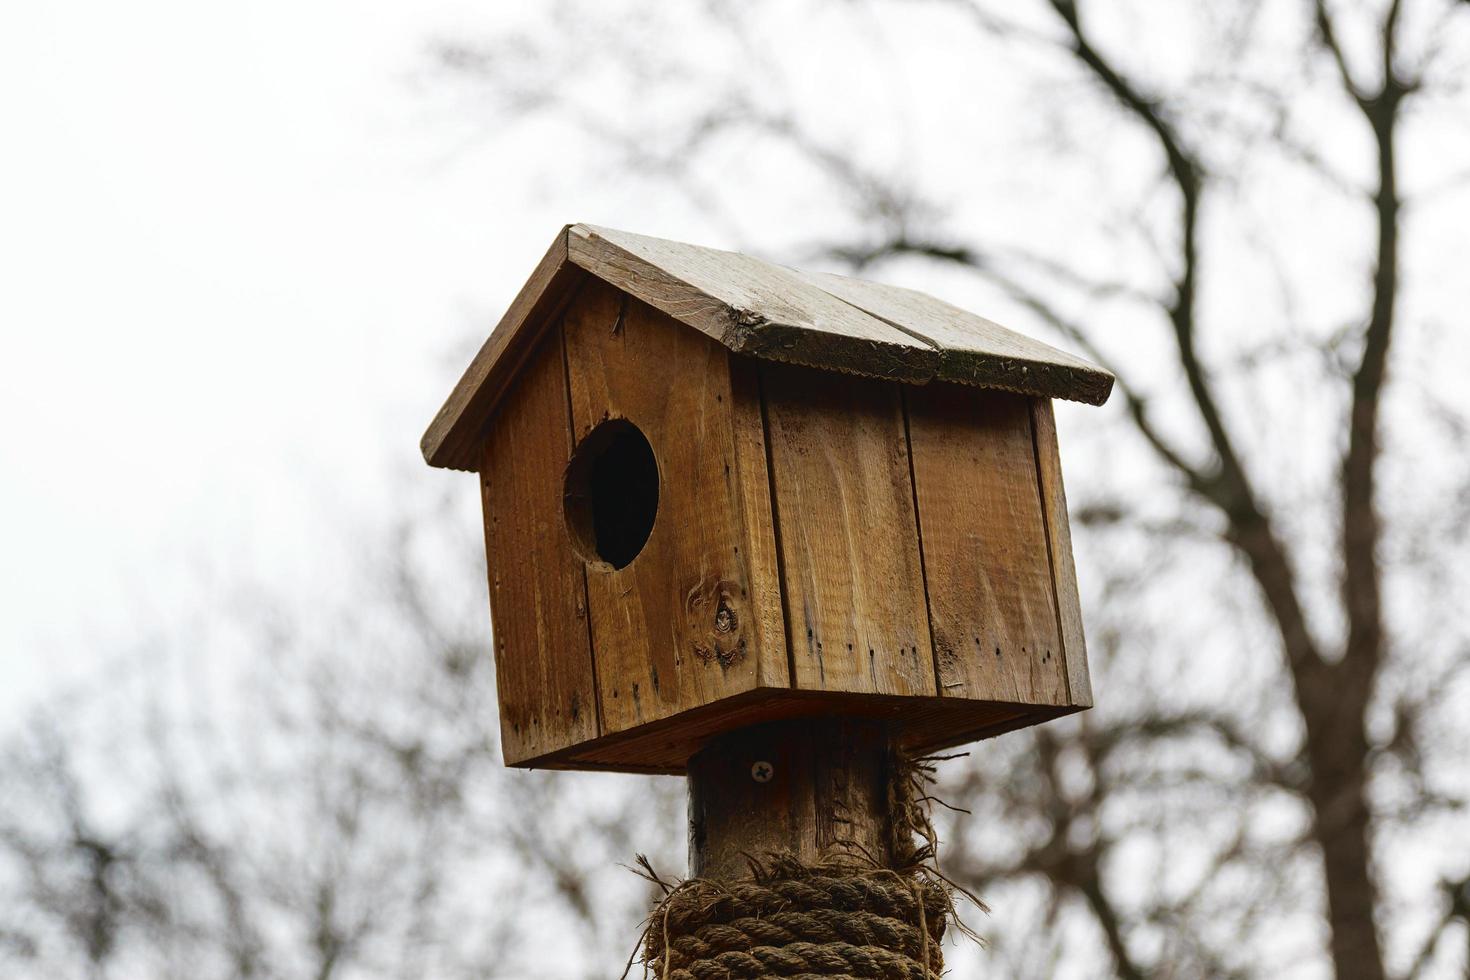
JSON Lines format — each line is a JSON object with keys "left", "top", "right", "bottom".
{"left": 518, "top": 686, "right": 1079, "bottom": 775}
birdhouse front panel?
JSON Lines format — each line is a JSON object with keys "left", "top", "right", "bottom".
{"left": 479, "top": 326, "right": 599, "bottom": 765}
{"left": 559, "top": 277, "right": 790, "bottom": 737}
{"left": 430, "top": 224, "right": 1111, "bottom": 773}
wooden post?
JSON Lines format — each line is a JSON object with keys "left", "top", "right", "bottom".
{"left": 687, "top": 719, "right": 896, "bottom": 880}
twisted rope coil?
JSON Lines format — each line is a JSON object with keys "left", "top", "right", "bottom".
{"left": 634, "top": 752, "right": 979, "bottom": 979}
{"left": 643, "top": 862, "right": 950, "bottom": 980}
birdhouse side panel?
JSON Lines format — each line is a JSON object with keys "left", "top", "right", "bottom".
{"left": 561, "top": 281, "right": 787, "bottom": 736}
{"left": 725, "top": 356, "right": 790, "bottom": 690}
{"left": 906, "top": 384, "right": 1069, "bottom": 707}
{"left": 759, "top": 362, "right": 937, "bottom": 698}
{"left": 1031, "top": 399, "right": 1092, "bottom": 706}
{"left": 480, "top": 328, "right": 600, "bottom": 765}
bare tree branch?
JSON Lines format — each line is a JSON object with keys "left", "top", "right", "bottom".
{"left": 1402, "top": 875, "right": 1470, "bottom": 980}
{"left": 1033, "top": 2, "right": 1339, "bottom": 712}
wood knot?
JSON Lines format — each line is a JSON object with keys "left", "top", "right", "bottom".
{"left": 714, "top": 597, "right": 737, "bottom": 634}
{"left": 686, "top": 577, "right": 746, "bottom": 668}
{"left": 732, "top": 307, "right": 769, "bottom": 329}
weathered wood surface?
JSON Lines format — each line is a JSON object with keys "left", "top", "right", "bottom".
{"left": 727, "top": 356, "right": 791, "bottom": 689}
{"left": 760, "top": 363, "right": 936, "bottom": 698}
{"left": 794, "top": 267, "right": 1114, "bottom": 405}
{"left": 479, "top": 329, "right": 599, "bottom": 765}
{"left": 688, "top": 719, "right": 894, "bottom": 879}
{"left": 906, "top": 385, "right": 1068, "bottom": 705}
{"left": 477, "top": 338, "right": 1092, "bottom": 771}
{"left": 1031, "top": 399, "right": 1092, "bottom": 706}
{"left": 424, "top": 227, "right": 587, "bottom": 471}
{"left": 423, "top": 223, "right": 1112, "bottom": 471}
{"left": 452, "top": 232, "right": 1102, "bottom": 773}
{"left": 562, "top": 280, "right": 784, "bottom": 734}
{"left": 568, "top": 224, "right": 933, "bottom": 384}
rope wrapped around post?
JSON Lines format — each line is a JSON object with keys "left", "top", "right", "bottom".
{"left": 642, "top": 857, "right": 951, "bottom": 979}
{"left": 634, "top": 740, "right": 981, "bottom": 980}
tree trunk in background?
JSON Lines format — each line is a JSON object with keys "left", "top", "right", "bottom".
{"left": 1305, "top": 702, "right": 1385, "bottom": 980}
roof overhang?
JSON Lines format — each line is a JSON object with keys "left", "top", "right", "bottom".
{"left": 422, "top": 223, "right": 1114, "bottom": 472}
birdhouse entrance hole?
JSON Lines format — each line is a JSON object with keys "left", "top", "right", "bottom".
{"left": 563, "top": 418, "right": 659, "bottom": 570}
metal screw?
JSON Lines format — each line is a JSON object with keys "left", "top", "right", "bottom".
{"left": 751, "top": 761, "right": 774, "bottom": 783}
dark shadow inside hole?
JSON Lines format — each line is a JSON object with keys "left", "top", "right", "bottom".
{"left": 564, "top": 419, "right": 659, "bottom": 570}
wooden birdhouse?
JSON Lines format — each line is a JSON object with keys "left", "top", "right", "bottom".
{"left": 422, "top": 224, "right": 1112, "bottom": 773}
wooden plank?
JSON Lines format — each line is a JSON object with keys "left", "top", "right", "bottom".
{"left": 1031, "top": 399, "right": 1092, "bottom": 706}
{"left": 424, "top": 226, "right": 585, "bottom": 471}
{"left": 480, "top": 328, "right": 599, "bottom": 764}
{"left": 760, "top": 362, "right": 936, "bottom": 697}
{"left": 562, "top": 279, "right": 769, "bottom": 733}
{"left": 567, "top": 224, "right": 937, "bottom": 384}
{"left": 906, "top": 384, "right": 1069, "bottom": 706}
{"left": 514, "top": 686, "right": 1075, "bottom": 774}
{"left": 794, "top": 268, "right": 1114, "bottom": 406}
{"left": 727, "top": 356, "right": 790, "bottom": 689}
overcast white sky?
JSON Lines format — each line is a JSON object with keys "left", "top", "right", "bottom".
{"left": 3, "top": 4, "right": 1468, "bottom": 975}
{"left": 3, "top": 0, "right": 1465, "bottom": 705}
{"left": 0, "top": 0, "right": 1077, "bottom": 716}
{"left": 0, "top": 1, "right": 572, "bottom": 709}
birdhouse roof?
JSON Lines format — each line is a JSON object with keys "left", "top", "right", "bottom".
{"left": 423, "top": 223, "right": 1114, "bottom": 471}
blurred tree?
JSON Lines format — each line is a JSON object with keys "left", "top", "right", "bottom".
{"left": 429, "top": 0, "right": 1470, "bottom": 977}
{"left": 4, "top": 2, "right": 1469, "bottom": 979}
{"left": 0, "top": 512, "right": 681, "bottom": 980}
